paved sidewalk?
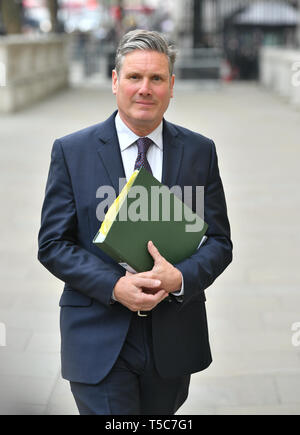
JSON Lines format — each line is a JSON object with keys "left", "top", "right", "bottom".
{"left": 0, "top": 80, "right": 299, "bottom": 414}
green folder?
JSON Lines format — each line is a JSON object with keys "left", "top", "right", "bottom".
{"left": 93, "top": 167, "right": 208, "bottom": 272}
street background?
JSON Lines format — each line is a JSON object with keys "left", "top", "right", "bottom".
{"left": 0, "top": 0, "right": 300, "bottom": 415}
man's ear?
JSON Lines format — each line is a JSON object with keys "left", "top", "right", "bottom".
{"left": 112, "top": 69, "right": 118, "bottom": 95}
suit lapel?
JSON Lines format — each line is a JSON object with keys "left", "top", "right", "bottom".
{"left": 95, "top": 111, "right": 126, "bottom": 194}
{"left": 162, "top": 119, "right": 184, "bottom": 188}
{"left": 95, "top": 113, "right": 183, "bottom": 192}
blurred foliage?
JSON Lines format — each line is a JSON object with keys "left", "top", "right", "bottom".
{"left": 0, "top": 0, "right": 60, "bottom": 35}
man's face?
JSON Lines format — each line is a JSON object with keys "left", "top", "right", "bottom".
{"left": 112, "top": 50, "right": 175, "bottom": 135}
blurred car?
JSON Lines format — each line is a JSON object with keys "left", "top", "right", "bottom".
{"left": 23, "top": 6, "right": 51, "bottom": 33}
{"left": 63, "top": 9, "right": 103, "bottom": 33}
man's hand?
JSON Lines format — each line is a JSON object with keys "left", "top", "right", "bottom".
{"left": 141, "top": 241, "right": 183, "bottom": 294}
{"left": 113, "top": 273, "right": 168, "bottom": 312}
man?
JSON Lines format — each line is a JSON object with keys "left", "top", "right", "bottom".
{"left": 38, "top": 30, "right": 232, "bottom": 415}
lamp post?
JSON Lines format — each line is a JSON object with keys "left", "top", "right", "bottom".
{"left": 297, "top": 0, "right": 300, "bottom": 47}
{"left": 193, "top": 0, "right": 203, "bottom": 48}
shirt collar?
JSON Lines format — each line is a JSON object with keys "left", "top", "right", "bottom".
{"left": 115, "top": 112, "right": 163, "bottom": 151}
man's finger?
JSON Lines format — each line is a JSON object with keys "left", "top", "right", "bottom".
{"left": 133, "top": 276, "right": 161, "bottom": 288}
{"left": 155, "top": 289, "right": 169, "bottom": 301}
{"left": 137, "top": 271, "right": 156, "bottom": 280}
{"left": 147, "top": 240, "right": 162, "bottom": 261}
{"left": 139, "top": 290, "right": 168, "bottom": 306}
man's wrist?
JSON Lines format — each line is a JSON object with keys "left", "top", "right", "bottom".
{"left": 111, "top": 276, "right": 123, "bottom": 304}
{"left": 111, "top": 289, "right": 117, "bottom": 302}
{"left": 170, "top": 270, "right": 184, "bottom": 296}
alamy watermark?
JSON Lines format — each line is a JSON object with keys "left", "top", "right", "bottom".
{"left": 291, "top": 322, "right": 300, "bottom": 347}
{"left": 0, "top": 322, "right": 6, "bottom": 347}
{"left": 96, "top": 180, "right": 205, "bottom": 233}
{"left": 0, "top": 62, "right": 6, "bottom": 87}
{"left": 291, "top": 61, "right": 300, "bottom": 88}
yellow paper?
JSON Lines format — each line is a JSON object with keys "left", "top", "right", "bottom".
{"left": 99, "top": 170, "right": 139, "bottom": 237}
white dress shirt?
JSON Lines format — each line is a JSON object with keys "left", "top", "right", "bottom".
{"left": 114, "top": 112, "right": 184, "bottom": 297}
{"left": 115, "top": 112, "right": 163, "bottom": 183}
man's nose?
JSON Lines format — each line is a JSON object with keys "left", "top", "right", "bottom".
{"left": 138, "top": 78, "right": 152, "bottom": 95}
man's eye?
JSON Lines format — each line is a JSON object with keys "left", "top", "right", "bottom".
{"left": 130, "top": 75, "right": 139, "bottom": 80}
{"left": 153, "top": 76, "right": 161, "bottom": 81}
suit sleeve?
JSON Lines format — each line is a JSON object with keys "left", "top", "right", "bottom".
{"left": 175, "top": 140, "right": 233, "bottom": 303}
{"left": 38, "top": 139, "right": 124, "bottom": 306}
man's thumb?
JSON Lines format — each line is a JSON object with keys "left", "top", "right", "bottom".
{"left": 147, "top": 241, "right": 162, "bottom": 262}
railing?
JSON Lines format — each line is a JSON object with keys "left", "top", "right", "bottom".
{"left": 0, "top": 34, "right": 69, "bottom": 112}
{"left": 175, "top": 48, "right": 222, "bottom": 80}
{"left": 259, "top": 46, "right": 300, "bottom": 107}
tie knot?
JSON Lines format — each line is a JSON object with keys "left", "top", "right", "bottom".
{"left": 136, "top": 137, "right": 153, "bottom": 154}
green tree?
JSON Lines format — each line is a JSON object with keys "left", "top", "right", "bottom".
{"left": 47, "top": 0, "right": 59, "bottom": 33}
{"left": 0, "top": 0, "right": 22, "bottom": 34}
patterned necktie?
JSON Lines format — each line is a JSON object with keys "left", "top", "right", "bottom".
{"left": 134, "top": 137, "right": 153, "bottom": 175}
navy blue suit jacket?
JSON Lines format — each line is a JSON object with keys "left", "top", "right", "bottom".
{"left": 38, "top": 111, "right": 232, "bottom": 384}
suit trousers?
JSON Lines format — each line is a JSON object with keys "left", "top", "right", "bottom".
{"left": 70, "top": 312, "right": 190, "bottom": 415}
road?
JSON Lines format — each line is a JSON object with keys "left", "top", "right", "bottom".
{"left": 0, "top": 79, "right": 299, "bottom": 414}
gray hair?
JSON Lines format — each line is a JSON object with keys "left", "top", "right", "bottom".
{"left": 115, "top": 29, "right": 177, "bottom": 76}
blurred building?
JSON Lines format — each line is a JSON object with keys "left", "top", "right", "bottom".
{"left": 16, "top": 0, "right": 300, "bottom": 81}
{"left": 169, "top": 0, "right": 300, "bottom": 80}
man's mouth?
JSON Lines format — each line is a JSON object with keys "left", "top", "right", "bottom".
{"left": 135, "top": 101, "right": 155, "bottom": 106}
